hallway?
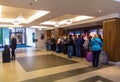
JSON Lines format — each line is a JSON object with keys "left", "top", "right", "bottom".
{"left": 0, "top": 48, "right": 120, "bottom": 82}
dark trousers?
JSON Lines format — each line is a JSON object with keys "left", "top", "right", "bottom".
{"left": 63, "top": 44, "right": 67, "bottom": 54}
{"left": 56, "top": 44, "right": 62, "bottom": 53}
{"left": 92, "top": 51, "right": 101, "bottom": 67}
{"left": 11, "top": 48, "right": 15, "bottom": 60}
{"left": 76, "top": 45, "right": 81, "bottom": 57}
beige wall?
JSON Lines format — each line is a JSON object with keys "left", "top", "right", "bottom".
{"left": 35, "top": 29, "right": 45, "bottom": 50}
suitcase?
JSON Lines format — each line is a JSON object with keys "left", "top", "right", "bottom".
{"left": 86, "top": 51, "right": 92, "bottom": 62}
{"left": 2, "top": 45, "right": 10, "bottom": 63}
{"left": 2, "top": 51, "right": 10, "bottom": 63}
{"left": 99, "top": 51, "right": 108, "bottom": 64}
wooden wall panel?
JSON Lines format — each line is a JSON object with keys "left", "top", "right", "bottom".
{"left": 46, "top": 30, "right": 51, "bottom": 39}
{"left": 103, "top": 18, "right": 120, "bottom": 62}
{"left": 58, "top": 28, "right": 64, "bottom": 37}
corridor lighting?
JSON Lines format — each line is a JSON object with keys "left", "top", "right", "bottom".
{"left": 74, "top": 16, "right": 94, "bottom": 21}
{"left": 38, "top": 28, "right": 42, "bottom": 30}
{"left": 0, "top": 10, "right": 50, "bottom": 25}
{"left": 114, "top": 0, "right": 120, "bottom": 2}
{"left": 16, "top": 15, "right": 26, "bottom": 23}
{"left": 40, "top": 15, "right": 94, "bottom": 27}
{"left": 40, "top": 21, "right": 55, "bottom": 25}
{"left": 27, "top": 10, "right": 50, "bottom": 23}
{"left": 31, "top": 26, "right": 48, "bottom": 28}
{"left": 0, "top": 24, "right": 22, "bottom": 27}
{"left": 9, "top": 27, "right": 13, "bottom": 29}
{"left": 0, "top": 18, "right": 14, "bottom": 23}
{"left": 12, "top": 19, "right": 20, "bottom": 25}
{"left": 0, "top": 5, "right": 2, "bottom": 18}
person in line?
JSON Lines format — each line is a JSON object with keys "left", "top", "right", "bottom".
{"left": 98, "top": 34, "right": 103, "bottom": 41}
{"left": 80, "top": 35, "right": 85, "bottom": 57}
{"left": 63, "top": 36, "right": 68, "bottom": 54}
{"left": 75, "top": 35, "right": 82, "bottom": 57}
{"left": 90, "top": 34, "right": 103, "bottom": 68}
{"left": 72, "top": 35, "right": 77, "bottom": 56}
{"left": 56, "top": 36, "right": 62, "bottom": 53}
{"left": 10, "top": 34, "right": 17, "bottom": 60}
{"left": 67, "top": 35, "right": 74, "bottom": 58}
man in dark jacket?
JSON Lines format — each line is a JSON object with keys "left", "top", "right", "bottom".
{"left": 67, "top": 35, "right": 74, "bottom": 58}
{"left": 10, "top": 34, "right": 17, "bottom": 60}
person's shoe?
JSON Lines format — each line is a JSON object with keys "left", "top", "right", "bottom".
{"left": 97, "top": 66, "right": 101, "bottom": 68}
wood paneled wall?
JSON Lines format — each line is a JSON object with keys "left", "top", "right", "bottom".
{"left": 58, "top": 28, "right": 64, "bottom": 37}
{"left": 103, "top": 18, "right": 120, "bottom": 62}
{"left": 54, "top": 28, "right": 64, "bottom": 39}
{"left": 46, "top": 30, "right": 51, "bottom": 39}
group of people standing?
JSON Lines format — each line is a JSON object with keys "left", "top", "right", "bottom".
{"left": 46, "top": 33, "right": 103, "bottom": 68}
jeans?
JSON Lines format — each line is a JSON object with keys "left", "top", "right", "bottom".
{"left": 68, "top": 46, "right": 73, "bottom": 58}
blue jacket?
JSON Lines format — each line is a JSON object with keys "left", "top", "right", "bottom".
{"left": 75, "top": 38, "right": 82, "bottom": 47}
{"left": 90, "top": 37, "right": 103, "bottom": 51}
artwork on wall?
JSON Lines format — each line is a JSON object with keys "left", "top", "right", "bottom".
{"left": 41, "top": 33, "right": 44, "bottom": 40}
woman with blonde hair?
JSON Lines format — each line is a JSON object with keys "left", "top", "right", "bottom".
{"left": 90, "top": 34, "right": 103, "bottom": 68}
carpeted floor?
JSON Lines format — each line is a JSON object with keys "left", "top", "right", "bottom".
{"left": 17, "top": 54, "right": 78, "bottom": 72}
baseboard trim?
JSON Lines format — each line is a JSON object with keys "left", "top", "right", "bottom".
{"left": 109, "top": 61, "right": 120, "bottom": 65}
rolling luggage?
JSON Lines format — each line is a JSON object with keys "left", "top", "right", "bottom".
{"left": 2, "top": 45, "right": 10, "bottom": 63}
{"left": 99, "top": 51, "right": 108, "bottom": 64}
{"left": 86, "top": 51, "right": 92, "bottom": 62}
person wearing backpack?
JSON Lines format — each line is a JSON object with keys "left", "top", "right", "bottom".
{"left": 90, "top": 34, "right": 103, "bottom": 68}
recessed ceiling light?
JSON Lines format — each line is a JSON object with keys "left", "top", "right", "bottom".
{"left": 99, "top": 10, "right": 102, "bottom": 13}
{"left": 66, "top": 19, "right": 72, "bottom": 25}
{"left": 74, "top": 16, "right": 94, "bottom": 21}
{"left": 114, "top": 0, "right": 120, "bottom": 2}
{"left": 54, "top": 23, "right": 60, "bottom": 27}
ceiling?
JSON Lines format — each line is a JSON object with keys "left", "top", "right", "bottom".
{"left": 2, "top": 6, "right": 38, "bottom": 19}
{"left": 0, "top": 0, "right": 120, "bottom": 29}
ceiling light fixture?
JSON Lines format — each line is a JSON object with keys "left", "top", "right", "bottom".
{"left": 54, "top": 23, "right": 60, "bottom": 27}
{"left": 40, "top": 21, "right": 55, "bottom": 25}
{"left": 114, "top": 0, "right": 120, "bottom": 2}
{"left": 75, "top": 16, "right": 94, "bottom": 21}
{"left": 0, "top": 24, "right": 22, "bottom": 27}
{"left": 34, "top": 0, "right": 38, "bottom": 2}
{"left": 66, "top": 19, "right": 72, "bottom": 25}
{"left": 12, "top": 19, "right": 20, "bottom": 25}
{"left": 99, "top": 10, "right": 102, "bottom": 13}
{"left": 16, "top": 15, "right": 26, "bottom": 23}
